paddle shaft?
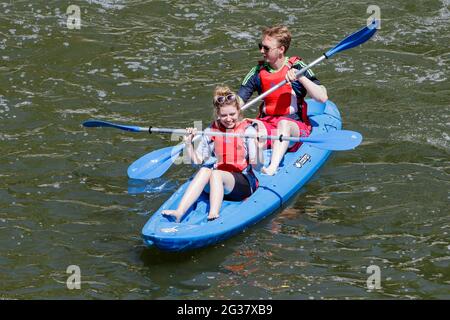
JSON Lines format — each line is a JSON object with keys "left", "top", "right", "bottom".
{"left": 149, "top": 127, "right": 308, "bottom": 143}
{"left": 240, "top": 55, "right": 327, "bottom": 111}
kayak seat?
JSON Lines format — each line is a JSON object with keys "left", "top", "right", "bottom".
{"left": 308, "top": 114, "right": 342, "bottom": 130}
{"left": 181, "top": 194, "right": 243, "bottom": 225}
{"left": 306, "top": 99, "right": 326, "bottom": 117}
{"left": 324, "top": 100, "right": 341, "bottom": 119}
{"left": 306, "top": 99, "right": 341, "bottom": 121}
{"left": 181, "top": 195, "right": 209, "bottom": 224}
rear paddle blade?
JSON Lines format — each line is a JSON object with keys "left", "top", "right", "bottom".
{"left": 302, "top": 130, "right": 363, "bottom": 151}
{"left": 82, "top": 120, "right": 145, "bottom": 133}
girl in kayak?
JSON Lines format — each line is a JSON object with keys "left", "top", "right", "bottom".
{"left": 162, "top": 86, "right": 262, "bottom": 222}
{"left": 238, "top": 25, "right": 328, "bottom": 175}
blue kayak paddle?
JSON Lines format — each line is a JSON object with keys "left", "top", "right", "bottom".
{"left": 83, "top": 119, "right": 362, "bottom": 179}
{"left": 126, "top": 131, "right": 362, "bottom": 181}
{"left": 82, "top": 120, "right": 362, "bottom": 150}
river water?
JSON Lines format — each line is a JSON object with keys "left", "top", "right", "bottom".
{"left": 0, "top": 0, "right": 448, "bottom": 299}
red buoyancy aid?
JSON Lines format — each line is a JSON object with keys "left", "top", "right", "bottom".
{"left": 210, "top": 120, "right": 252, "bottom": 173}
{"left": 259, "top": 56, "right": 309, "bottom": 123}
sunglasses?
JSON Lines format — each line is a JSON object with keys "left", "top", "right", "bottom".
{"left": 258, "top": 42, "right": 278, "bottom": 52}
{"left": 214, "top": 94, "right": 236, "bottom": 106}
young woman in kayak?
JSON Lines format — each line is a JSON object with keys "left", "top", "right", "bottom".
{"left": 162, "top": 86, "right": 262, "bottom": 222}
{"left": 238, "top": 25, "right": 328, "bottom": 175}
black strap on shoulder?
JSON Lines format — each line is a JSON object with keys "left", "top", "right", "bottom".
{"left": 148, "top": 126, "right": 152, "bottom": 134}
{"left": 250, "top": 122, "right": 260, "bottom": 142}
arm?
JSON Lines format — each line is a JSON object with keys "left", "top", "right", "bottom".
{"left": 298, "top": 76, "right": 328, "bottom": 103}
{"left": 237, "top": 65, "right": 260, "bottom": 107}
{"left": 245, "top": 126, "right": 264, "bottom": 170}
{"left": 184, "top": 128, "right": 205, "bottom": 165}
{"left": 287, "top": 62, "right": 328, "bottom": 103}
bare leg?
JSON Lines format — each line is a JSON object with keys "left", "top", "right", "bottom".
{"left": 261, "top": 120, "right": 300, "bottom": 176}
{"left": 207, "top": 170, "right": 236, "bottom": 220}
{"left": 250, "top": 119, "right": 269, "bottom": 170}
{"left": 162, "top": 167, "right": 212, "bottom": 222}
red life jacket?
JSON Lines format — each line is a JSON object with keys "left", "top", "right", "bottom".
{"left": 210, "top": 120, "right": 252, "bottom": 173}
{"left": 259, "top": 56, "right": 309, "bottom": 125}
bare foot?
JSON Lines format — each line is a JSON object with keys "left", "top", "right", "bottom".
{"left": 261, "top": 166, "right": 277, "bottom": 176}
{"left": 161, "top": 209, "right": 183, "bottom": 223}
{"left": 207, "top": 212, "right": 219, "bottom": 221}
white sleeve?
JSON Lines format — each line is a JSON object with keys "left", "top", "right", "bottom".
{"left": 194, "top": 128, "right": 214, "bottom": 162}
{"left": 244, "top": 126, "right": 257, "bottom": 160}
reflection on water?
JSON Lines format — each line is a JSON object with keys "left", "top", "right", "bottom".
{"left": 127, "top": 178, "right": 178, "bottom": 195}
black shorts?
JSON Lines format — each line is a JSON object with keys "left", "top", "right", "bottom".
{"left": 224, "top": 172, "right": 254, "bottom": 202}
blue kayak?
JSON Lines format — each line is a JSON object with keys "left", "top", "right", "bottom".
{"left": 141, "top": 99, "right": 342, "bottom": 251}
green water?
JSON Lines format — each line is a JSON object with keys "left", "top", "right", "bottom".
{"left": 0, "top": 0, "right": 449, "bottom": 299}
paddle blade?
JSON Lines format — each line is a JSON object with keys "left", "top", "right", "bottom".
{"left": 303, "top": 130, "right": 363, "bottom": 151}
{"left": 127, "top": 144, "right": 184, "bottom": 180}
{"left": 82, "top": 120, "right": 144, "bottom": 132}
{"left": 325, "top": 20, "right": 379, "bottom": 58}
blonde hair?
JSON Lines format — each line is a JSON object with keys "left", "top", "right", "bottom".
{"left": 212, "top": 85, "right": 242, "bottom": 122}
{"left": 262, "top": 25, "right": 292, "bottom": 53}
